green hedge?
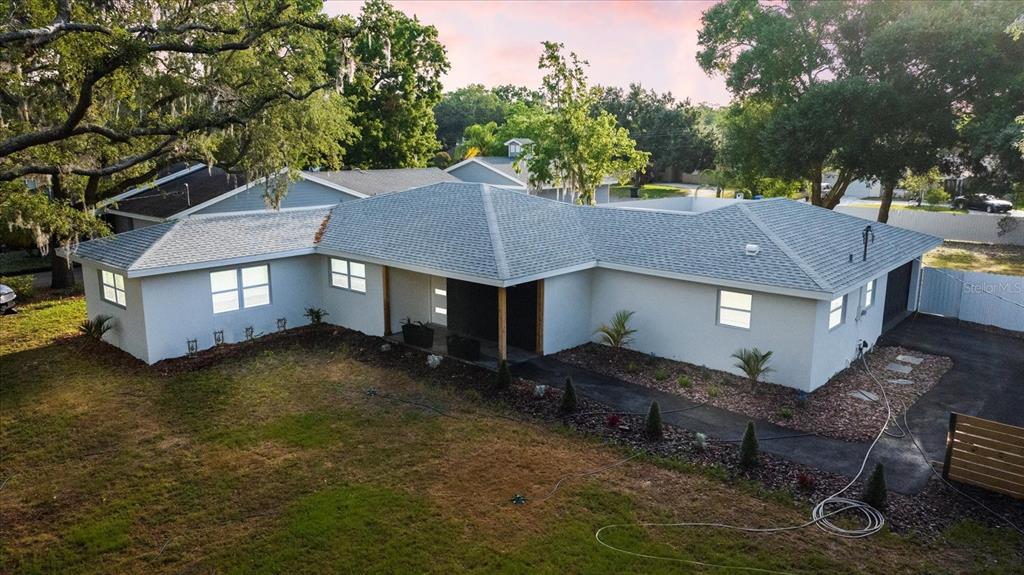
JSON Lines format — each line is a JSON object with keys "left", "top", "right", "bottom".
{"left": 0, "top": 274, "right": 35, "bottom": 299}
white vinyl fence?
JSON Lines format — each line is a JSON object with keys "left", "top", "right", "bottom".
{"left": 835, "top": 206, "right": 1024, "bottom": 245}
{"left": 918, "top": 267, "right": 1024, "bottom": 332}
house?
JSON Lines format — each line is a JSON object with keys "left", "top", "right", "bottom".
{"left": 99, "top": 164, "right": 457, "bottom": 232}
{"left": 70, "top": 182, "right": 941, "bottom": 392}
{"left": 446, "top": 139, "right": 616, "bottom": 203}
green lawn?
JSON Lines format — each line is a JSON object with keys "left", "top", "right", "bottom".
{"left": 1, "top": 298, "right": 1019, "bottom": 574}
{"left": 610, "top": 184, "right": 689, "bottom": 200}
{"left": 925, "top": 241, "right": 1024, "bottom": 276}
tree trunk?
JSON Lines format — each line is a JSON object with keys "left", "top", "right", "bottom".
{"left": 49, "top": 237, "right": 76, "bottom": 289}
{"left": 809, "top": 162, "right": 824, "bottom": 206}
{"left": 822, "top": 170, "right": 853, "bottom": 210}
{"left": 877, "top": 179, "right": 895, "bottom": 223}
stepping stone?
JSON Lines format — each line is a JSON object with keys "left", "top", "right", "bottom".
{"left": 888, "top": 379, "right": 915, "bottom": 386}
{"left": 896, "top": 354, "right": 924, "bottom": 365}
{"left": 848, "top": 390, "right": 879, "bottom": 402}
{"left": 885, "top": 362, "right": 913, "bottom": 374}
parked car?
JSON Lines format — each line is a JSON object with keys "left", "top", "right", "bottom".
{"left": 952, "top": 193, "right": 1013, "bottom": 213}
{"left": 0, "top": 284, "right": 16, "bottom": 314}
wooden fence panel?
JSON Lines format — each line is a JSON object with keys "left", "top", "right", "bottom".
{"left": 944, "top": 413, "right": 1024, "bottom": 499}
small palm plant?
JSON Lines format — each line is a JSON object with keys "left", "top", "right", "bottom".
{"left": 80, "top": 314, "right": 115, "bottom": 340}
{"left": 732, "top": 348, "right": 774, "bottom": 393}
{"left": 595, "top": 310, "right": 637, "bottom": 349}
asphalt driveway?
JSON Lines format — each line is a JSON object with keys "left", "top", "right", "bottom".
{"left": 513, "top": 313, "right": 1023, "bottom": 494}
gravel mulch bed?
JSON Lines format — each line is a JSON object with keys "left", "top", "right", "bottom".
{"left": 555, "top": 344, "right": 953, "bottom": 442}
{"left": 90, "top": 326, "right": 1021, "bottom": 542}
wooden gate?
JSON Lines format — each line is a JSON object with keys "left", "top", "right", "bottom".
{"left": 943, "top": 413, "right": 1024, "bottom": 499}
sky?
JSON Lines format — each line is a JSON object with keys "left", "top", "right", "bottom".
{"left": 323, "top": 0, "right": 732, "bottom": 106}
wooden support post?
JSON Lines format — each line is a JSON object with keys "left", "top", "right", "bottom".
{"left": 535, "top": 279, "right": 544, "bottom": 355}
{"left": 942, "top": 412, "right": 957, "bottom": 480}
{"left": 497, "top": 286, "right": 507, "bottom": 361}
{"left": 382, "top": 266, "right": 392, "bottom": 336}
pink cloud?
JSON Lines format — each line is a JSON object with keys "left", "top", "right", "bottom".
{"left": 323, "top": 0, "right": 731, "bottom": 106}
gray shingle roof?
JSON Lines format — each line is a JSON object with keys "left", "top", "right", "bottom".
{"left": 72, "top": 208, "right": 327, "bottom": 273}
{"left": 472, "top": 157, "right": 530, "bottom": 186}
{"left": 304, "top": 168, "right": 459, "bottom": 196}
{"left": 73, "top": 183, "right": 941, "bottom": 296}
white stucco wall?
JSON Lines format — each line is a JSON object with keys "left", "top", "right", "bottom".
{"left": 588, "top": 268, "right": 821, "bottom": 391}
{"left": 808, "top": 275, "right": 889, "bottom": 389}
{"left": 140, "top": 255, "right": 320, "bottom": 362}
{"left": 320, "top": 257, "right": 385, "bottom": 337}
{"left": 82, "top": 262, "right": 149, "bottom": 362}
{"left": 387, "top": 267, "right": 431, "bottom": 334}
{"left": 542, "top": 269, "right": 594, "bottom": 354}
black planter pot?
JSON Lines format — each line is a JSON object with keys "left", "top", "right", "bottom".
{"left": 401, "top": 323, "right": 435, "bottom": 348}
{"left": 446, "top": 334, "right": 480, "bottom": 361}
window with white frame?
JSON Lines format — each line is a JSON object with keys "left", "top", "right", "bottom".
{"left": 718, "top": 290, "right": 752, "bottom": 329}
{"left": 863, "top": 279, "right": 876, "bottom": 309}
{"left": 210, "top": 265, "right": 270, "bottom": 314}
{"left": 100, "top": 270, "right": 126, "bottom": 306}
{"left": 330, "top": 258, "right": 367, "bottom": 293}
{"left": 829, "top": 295, "right": 846, "bottom": 330}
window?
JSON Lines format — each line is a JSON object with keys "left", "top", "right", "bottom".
{"left": 829, "top": 295, "right": 846, "bottom": 330}
{"left": 863, "top": 279, "right": 876, "bottom": 309}
{"left": 718, "top": 290, "right": 752, "bottom": 329}
{"left": 100, "top": 270, "right": 126, "bottom": 306}
{"left": 330, "top": 258, "right": 367, "bottom": 293}
{"left": 210, "top": 265, "right": 270, "bottom": 314}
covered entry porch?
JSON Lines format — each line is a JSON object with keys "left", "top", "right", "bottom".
{"left": 383, "top": 267, "right": 544, "bottom": 367}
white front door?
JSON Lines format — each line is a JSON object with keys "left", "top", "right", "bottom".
{"left": 431, "top": 276, "right": 448, "bottom": 326}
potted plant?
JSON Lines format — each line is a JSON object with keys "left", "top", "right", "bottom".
{"left": 446, "top": 333, "right": 480, "bottom": 360}
{"left": 401, "top": 317, "right": 435, "bottom": 348}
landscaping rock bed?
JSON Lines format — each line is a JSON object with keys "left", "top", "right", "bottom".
{"left": 555, "top": 343, "right": 953, "bottom": 442}
{"left": 113, "top": 326, "right": 1020, "bottom": 541}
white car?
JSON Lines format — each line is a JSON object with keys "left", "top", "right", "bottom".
{"left": 0, "top": 284, "right": 15, "bottom": 313}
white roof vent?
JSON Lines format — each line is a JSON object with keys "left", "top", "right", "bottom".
{"left": 745, "top": 243, "right": 761, "bottom": 256}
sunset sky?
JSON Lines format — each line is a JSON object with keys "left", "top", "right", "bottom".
{"left": 324, "top": 0, "right": 732, "bottom": 106}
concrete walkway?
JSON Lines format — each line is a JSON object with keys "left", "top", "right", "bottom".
{"left": 513, "top": 356, "right": 935, "bottom": 494}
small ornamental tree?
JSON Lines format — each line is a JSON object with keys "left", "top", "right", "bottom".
{"left": 739, "top": 421, "right": 759, "bottom": 468}
{"left": 496, "top": 360, "right": 512, "bottom": 389}
{"left": 645, "top": 401, "right": 664, "bottom": 440}
{"left": 560, "top": 376, "right": 579, "bottom": 414}
{"left": 862, "top": 463, "right": 888, "bottom": 511}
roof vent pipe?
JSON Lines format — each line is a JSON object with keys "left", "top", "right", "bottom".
{"left": 745, "top": 243, "right": 761, "bottom": 256}
{"left": 184, "top": 183, "right": 191, "bottom": 206}
{"left": 862, "top": 225, "right": 874, "bottom": 261}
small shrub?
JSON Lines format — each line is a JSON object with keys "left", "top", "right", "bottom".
{"left": 862, "top": 463, "right": 887, "bottom": 511}
{"left": 796, "top": 472, "right": 816, "bottom": 490}
{"left": 653, "top": 367, "right": 670, "bottom": 381}
{"left": 560, "top": 377, "right": 579, "bottom": 414}
{"left": 677, "top": 375, "right": 691, "bottom": 389}
{"left": 625, "top": 361, "right": 639, "bottom": 374}
{"left": 606, "top": 414, "right": 622, "bottom": 428}
{"left": 924, "top": 186, "right": 950, "bottom": 206}
{"left": 707, "top": 385, "right": 720, "bottom": 398}
{"left": 644, "top": 401, "right": 663, "bottom": 440}
{"left": 495, "top": 360, "right": 512, "bottom": 389}
{"left": 693, "top": 432, "right": 708, "bottom": 451}
{"left": 731, "top": 348, "right": 774, "bottom": 393}
{"left": 594, "top": 310, "right": 637, "bottom": 348}
{"left": 80, "top": 314, "right": 115, "bottom": 340}
{"left": 778, "top": 407, "right": 794, "bottom": 420}
{"left": 304, "top": 307, "right": 329, "bottom": 325}
{"left": 0, "top": 274, "right": 34, "bottom": 299}
{"left": 739, "top": 421, "right": 758, "bottom": 469}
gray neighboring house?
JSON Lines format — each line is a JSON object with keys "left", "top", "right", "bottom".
{"left": 70, "top": 182, "right": 940, "bottom": 392}
{"left": 446, "top": 139, "right": 615, "bottom": 203}
{"left": 98, "top": 164, "right": 456, "bottom": 232}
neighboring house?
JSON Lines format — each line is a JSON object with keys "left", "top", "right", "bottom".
{"left": 446, "top": 139, "right": 615, "bottom": 203}
{"left": 70, "top": 183, "right": 940, "bottom": 392}
{"left": 99, "top": 164, "right": 457, "bottom": 232}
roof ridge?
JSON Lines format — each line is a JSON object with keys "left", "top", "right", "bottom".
{"left": 479, "top": 185, "right": 510, "bottom": 279}
{"left": 737, "top": 203, "right": 833, "bottom": 292}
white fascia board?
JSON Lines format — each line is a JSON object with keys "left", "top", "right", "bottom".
{"left": 300, "top": 172, "right": 370, "bottom": 198}
{"left": 123, "top": 248, "right": 317, "bottom": 278}
{"left": 101, "top": 209, "right": 166, "bottom": 223}
{"left": 97, "top": 164, "right": 204, "bottom": 209}
{"left": 446, "top": 158, "right": 527, "bottom": 187}
{"left": 187, "top": 205, "right": 335, "bottom": 219}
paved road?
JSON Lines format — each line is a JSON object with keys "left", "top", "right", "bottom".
{"left": 514, "top": 316, "right": 1022, "bottom": 494}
